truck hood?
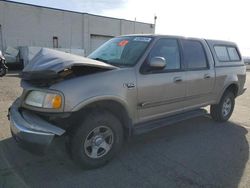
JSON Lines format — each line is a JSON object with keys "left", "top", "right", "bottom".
{"left": 21, "top": 48, "right": 117, "bottom": 83}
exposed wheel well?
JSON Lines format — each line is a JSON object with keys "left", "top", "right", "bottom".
{"left": 225, "top": 84, "right": 238, "bottom": 97}
{"left": 73, "top": 100, "right": 132, "bottom": 138}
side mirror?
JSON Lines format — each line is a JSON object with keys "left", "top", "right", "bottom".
{"left": 149, "top": 57, "right": 166, "bottom": 69}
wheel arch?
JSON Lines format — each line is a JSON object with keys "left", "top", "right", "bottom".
{"left": 217, "top": 82, "right": 239, "bottom": 103}
{"left": 225, "top": 83, "right": 239, "bottom": 97}
{"left": 72, "top": 97, "right": 133, "bottom": 138}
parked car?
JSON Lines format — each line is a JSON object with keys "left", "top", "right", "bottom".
{"left": 4, "top": 46, "right": 24, "bottom": 70}
{"left": 244, "top": 58, "right": 250, "bottom": 64}
{"left": 243, "top": 57, "right": 250, "bottom": 70}
{"left": 0, "top": 50, "right": 8, "bottom": 77}
{"left": 8, "top": 35, "right": 246, "bottom": 169}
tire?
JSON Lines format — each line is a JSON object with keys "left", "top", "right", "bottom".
{"left": 0, "top": 67, "right": 7, "bottom": 77}
{"left": 210, "top": 91, "right": 235, "bottom": 122}
{"left": 70, "top": 110, "right": 124, "bottom": 169}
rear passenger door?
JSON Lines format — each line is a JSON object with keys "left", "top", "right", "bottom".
{"left": 181, "top": 39, "right": 215, "bottom": 107}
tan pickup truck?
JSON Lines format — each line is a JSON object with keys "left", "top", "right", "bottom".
{"left": 8, "top": 35, "right": 246, "bottom": 168}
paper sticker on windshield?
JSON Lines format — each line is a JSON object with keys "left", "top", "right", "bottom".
{"left": 133, "top": 37, "right": 152, "bottom": 42}
{"left": 118, "top": 40, "right": 129, "bottom": 47}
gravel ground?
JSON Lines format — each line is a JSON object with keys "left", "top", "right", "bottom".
{"left": 0, "top": 72, "right": 250, "bottom": 188}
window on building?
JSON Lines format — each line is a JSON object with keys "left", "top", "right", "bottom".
{"left": 182, "top": 40, "right": 208, "bottom": 69}
{"left": 53, "top": 36, "right": 58, "bottom": 48}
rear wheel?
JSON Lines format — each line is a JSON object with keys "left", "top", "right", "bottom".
{"left": 70, "top": 110, "right": 123, "bottom": 169}
{"left": 210, "top": 91, "right": 235, "bottom": 122}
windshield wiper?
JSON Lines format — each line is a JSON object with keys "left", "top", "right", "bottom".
{"left": 92, "top": 58, "right": 128, "bottom": 68}
{"left": 93, "top": 58, "right": 109, "bottom": 63}
{"left": 108, "top": 62, "right": 132, "bottom": 68}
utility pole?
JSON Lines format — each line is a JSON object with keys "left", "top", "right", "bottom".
{"left": 154, "top": 15, "right": 157, "bottom": 33}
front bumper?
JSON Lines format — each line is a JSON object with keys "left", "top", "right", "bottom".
{"left": 9, "top": 99, "right": 65, "bottom": 154}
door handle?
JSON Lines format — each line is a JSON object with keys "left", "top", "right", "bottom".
{"left": 124, "top": 83, "right": 136, "bottom": 89}
{"left": 204, "top": 74, "right": 211, "bottom": 79}
{"left": 173, "top": 77, "right": 182, "bottom": 83}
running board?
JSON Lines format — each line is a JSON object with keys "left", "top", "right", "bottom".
{"left": 133, "top": 109, "right": 208, "bottom": 135}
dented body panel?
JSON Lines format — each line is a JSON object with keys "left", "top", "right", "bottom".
{"left": 21, "top": 48, "right": 117, "bottom": 83}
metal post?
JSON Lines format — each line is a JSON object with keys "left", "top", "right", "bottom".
{"left": 134, "top": 17, "right": 136, "bottom": 34}
{"left": 0, "top": 24, "right": 3, "bottom": 51}
{"left": 154, "top": 15, "right": 157, "bottom": 33}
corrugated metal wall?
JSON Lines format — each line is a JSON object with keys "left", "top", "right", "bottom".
{"left": 0, "top": 1, "right": 155, "bottom": 55}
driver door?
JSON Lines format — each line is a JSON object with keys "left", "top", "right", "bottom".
{"left": 136, "top": 38, "right": 187, "bottom": 123}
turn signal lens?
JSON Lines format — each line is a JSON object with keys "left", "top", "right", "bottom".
{"left": 52, "top": 95, "right": 62, "bottom": 109}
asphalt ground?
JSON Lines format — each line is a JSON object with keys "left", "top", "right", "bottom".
{"left": 0, "top": 71, "right": 250, "bottom": 188}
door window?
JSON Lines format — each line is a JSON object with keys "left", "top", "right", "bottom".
{"left": 148, "top": 38, "right": 181, "bottom": 71}
{"left": 182, "top": 40, "right": 208, "bottom": 69}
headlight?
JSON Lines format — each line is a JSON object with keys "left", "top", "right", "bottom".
{"left": 25, "top": 90, "right": 62, "bottom": 109}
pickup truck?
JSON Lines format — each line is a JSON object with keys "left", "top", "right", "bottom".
{"left": 8, "top": 35, "right": 246, "bottom": 169}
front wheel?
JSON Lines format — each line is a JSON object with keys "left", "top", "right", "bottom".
{"left": 70, "top": 110, "right": 124, "bottom": 169}
{"left": 210, "top": 91, "right": 235, "bottom": 122}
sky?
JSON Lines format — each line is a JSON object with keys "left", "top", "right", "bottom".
{"left": 10, "top": 0, "right": 250, "bottom": 56}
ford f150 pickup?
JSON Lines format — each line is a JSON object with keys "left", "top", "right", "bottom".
{"left": 8, "top": 35, "right": 246, "bottom": 169}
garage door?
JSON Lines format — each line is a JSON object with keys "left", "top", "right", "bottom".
{"left": 90, "top": 35, "right": 113, "bottom": 53}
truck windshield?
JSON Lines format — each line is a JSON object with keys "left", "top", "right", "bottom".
{"left": 88, "top": 36, "right": 152, "bottom": 67}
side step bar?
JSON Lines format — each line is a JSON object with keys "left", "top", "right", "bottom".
{"left": 133, "top": 109, "right": 208, "bottom": 135}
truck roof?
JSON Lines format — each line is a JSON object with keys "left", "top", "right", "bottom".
{"left": 120, "top": 34, "right": 237, "bottom": 46}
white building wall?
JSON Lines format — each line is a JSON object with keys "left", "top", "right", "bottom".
{"left": 121, "top": 20, "right": 154, "bottom": 35}
{"left": 0, "top": 1, "right": 84, "bottom": 49}
{"left": 88, "top": 15, "right": 121, "bottom": 36}
{"left": 0, "top": 1, "right": 155, "bottom": 55}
